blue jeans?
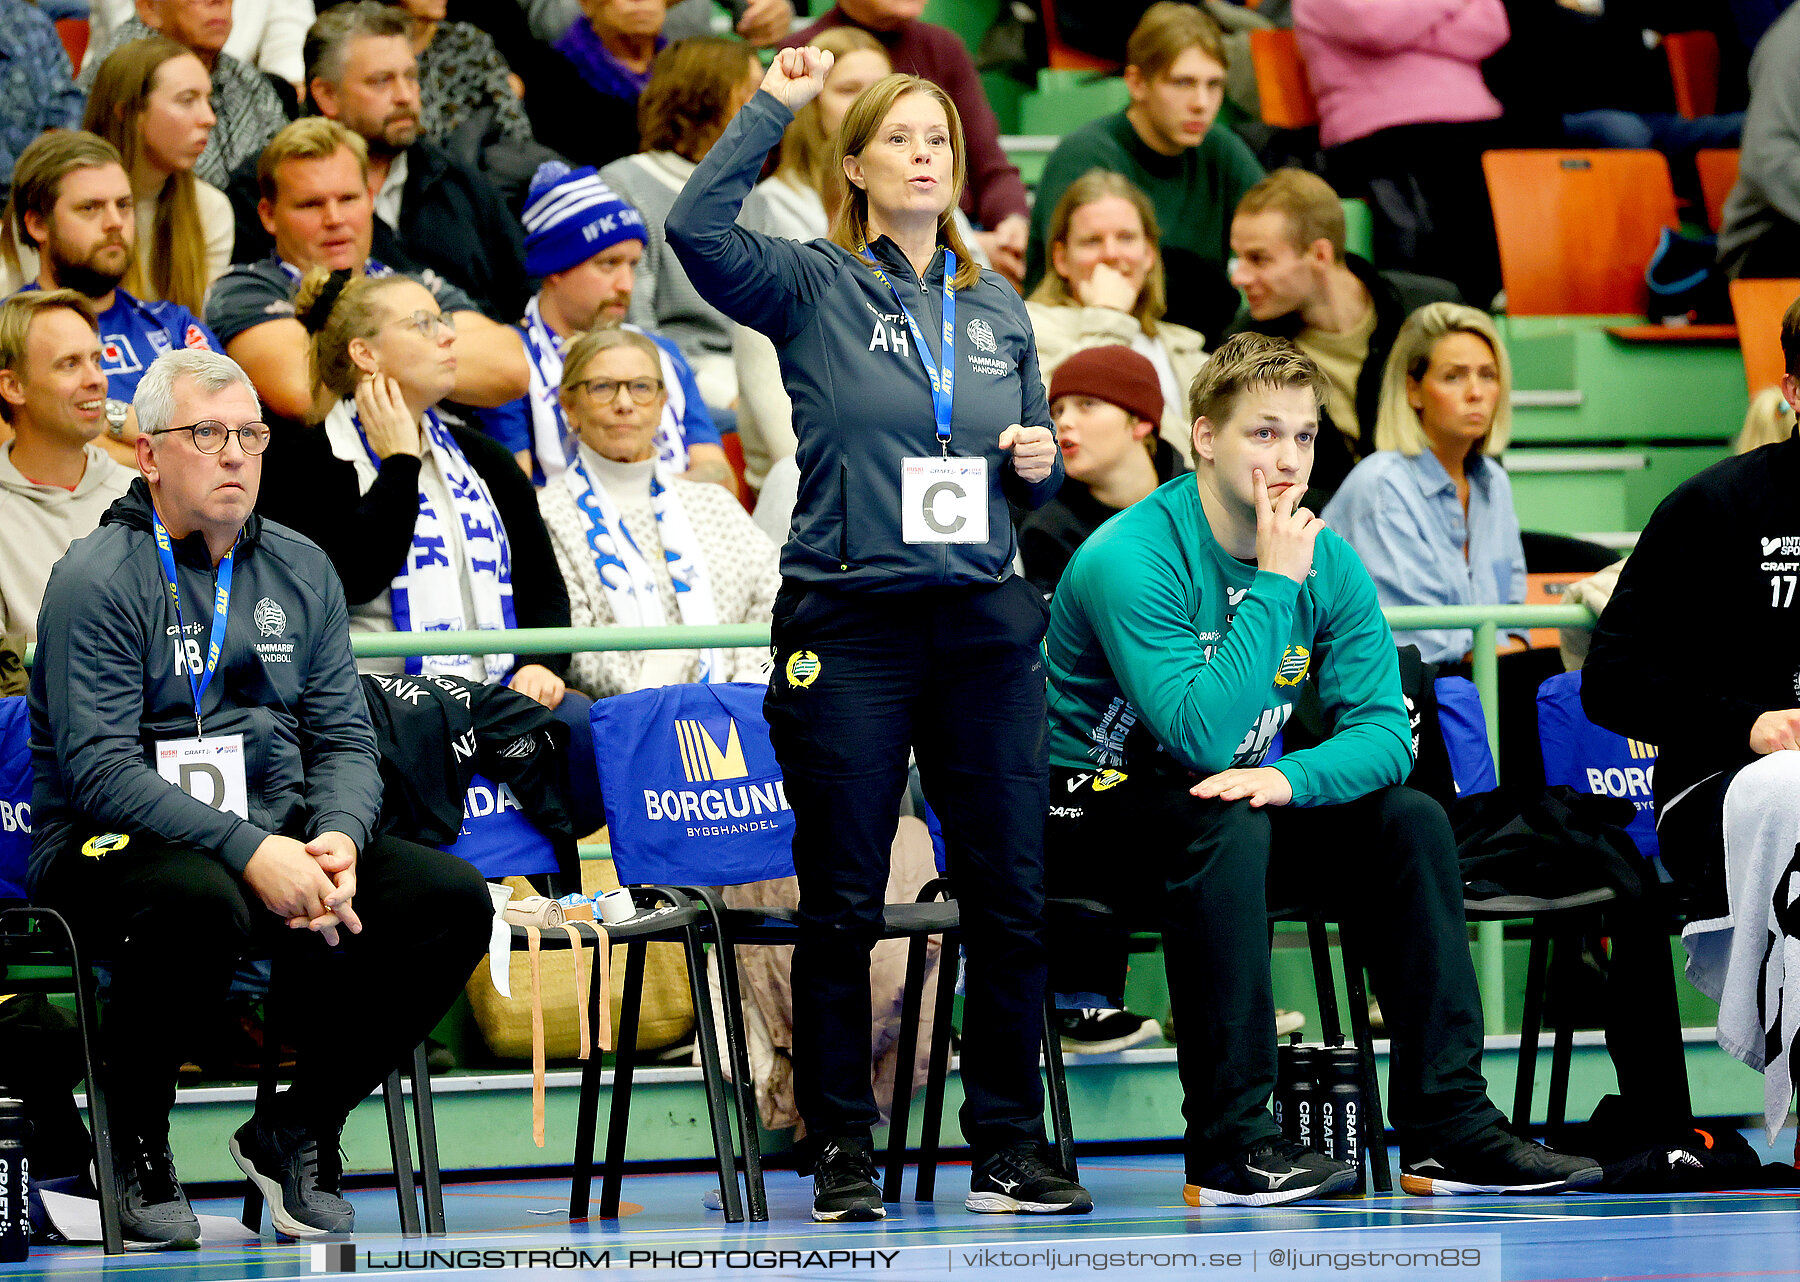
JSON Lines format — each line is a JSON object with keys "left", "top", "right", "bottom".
{"left": 1562, "top": 110, "right": 1744, "bottom": 155}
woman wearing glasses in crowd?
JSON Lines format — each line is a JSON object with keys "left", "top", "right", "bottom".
{"left": 539, "top": 325, "right": 779, "bottom": 698}
{"left": 255, "top": 267, "right": 574, "bottom": 710}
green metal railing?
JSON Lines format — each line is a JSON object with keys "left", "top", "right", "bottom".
{"left": 22, "top": 604, "right": 1601, "bottom": 1032}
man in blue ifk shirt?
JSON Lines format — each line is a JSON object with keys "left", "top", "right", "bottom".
{"left": 3, "top": 131, "right": 219, "bottom": 465}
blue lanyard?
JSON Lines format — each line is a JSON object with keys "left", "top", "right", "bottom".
{"left": 864, "top": 246, "right": 957, "bottom": 456}
{"left": 153, "top": 512, "right": 234, "bottom": 737}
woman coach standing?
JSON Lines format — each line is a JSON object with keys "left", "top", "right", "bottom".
{"left": 667, "top": 47, "right": 1088, "bottom": 1223}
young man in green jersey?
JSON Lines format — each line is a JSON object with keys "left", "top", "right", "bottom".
{"left": 1041, "top": 332, "right": 1602, "bottom": 1207}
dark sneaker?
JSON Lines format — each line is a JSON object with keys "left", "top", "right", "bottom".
{"left": 230, "top": 1115, "right": 355, "bottom": 1237}
{"left": 1401, "top": 1126, "right": 1603, "bottom": 1196}
{"left": 966, "top": 1141, "right": 1093, "bottom": 1214}
{"left": 1057, "top": 1008, "right": 1163, "bottom": 1055}
{"left": 811, "top": 1139, "right": 885, "bottom": 1222}
{"left": 115, "top": 1137, "right": 200, "bottom": 1249}
{"left": 1185, "top": 1139, "right": 1357, "bottom": 1207}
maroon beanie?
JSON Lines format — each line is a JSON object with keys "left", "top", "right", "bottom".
{"left": 1047, "top": 345, "right": 1164, "bottom": 427}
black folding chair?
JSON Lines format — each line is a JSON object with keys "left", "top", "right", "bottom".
{"left": 0, "top": 906, "right": 123, "bottom": 1254}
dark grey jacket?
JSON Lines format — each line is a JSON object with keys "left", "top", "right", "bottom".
{"left": 668, "top": 91, "right": 1061, "bottom": 591}
{"left": 27, "top": 480, "right": 381, "bottom": 893}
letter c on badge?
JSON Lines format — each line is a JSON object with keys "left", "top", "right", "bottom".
{"left": 922, "top": 482, "right": 966, "bottom": 535}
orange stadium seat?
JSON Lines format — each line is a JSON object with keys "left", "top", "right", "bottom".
{"left": 1729, "top": 277, "right": 1800, "bottom": 396}
{"left": 55, "top": 17, "right": 88, "bottom": 68}
{"left": 1039, "top": 0, "right": 1120, "bottom": 73}
{"left": 1249, "top": 28, "right": 1318, "bottom": 130}
{"left": 1664, "top": 30, "right": 1720, "bottom": 121}
{"left": 1696, "top": 148, "right": 1739, "bottom": 234}
{"left": 1483, "top": 150, "right": 1679, "bottom": 316}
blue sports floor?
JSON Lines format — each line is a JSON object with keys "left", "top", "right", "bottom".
{"left": 7, "top": 1147, "right": 1800, "bottom": 1281}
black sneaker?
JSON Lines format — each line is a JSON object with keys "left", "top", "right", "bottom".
{"left": 1057, "top": 1008, "right": 1163, "bottom": 1055}
{"left": 1400, "top": 1126, "right": 1603, "bottom": 1196}
{"left": 1184, "top": 1138, "right": 1356, "bottom": 1207}
{"left": 811, "top": 1138, "right": 885, "bottom": 1222}
{"left": 966, "top": 1141, "right": 1093, "bottom": 1214}
{"left": 115, "top": 1137, "right": 200, "bottom": 1249}
{"left": 230, "top": 1115, "right": 355, "bottom": 1237}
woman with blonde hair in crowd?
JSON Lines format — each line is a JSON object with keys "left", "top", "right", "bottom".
{"left": 1027, "top": 169, "right": 1207, "bottom": 462}
{"left": 1737, "top": 385, "right": 1797, "bottom": 454}
{"left": 1323, "top": 300, "right": 1525, "bottom": 665}
{"left": 734, "top": 25, "right": 987, "bottom": 497}
{"left": 83, "top": 36, "right": 233, "bottom": 311}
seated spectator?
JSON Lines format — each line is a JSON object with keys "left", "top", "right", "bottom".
{"left": 541, "top": 326, "right": 777, "bottom": 696}
{"left": 28, "top": 345, "right": 491, "bottom": 1249}
{"left": 602, "top": 37, "right": 765, "bottom": 418}
{"left": 1042, "top": 331, "right": 1600, "bottom": 1206}
{"left": 1584, "top": 294, "right": 1800, "bottom": 1139}
{"left": 1225, "top": 167, "right": 1461, "bottom": 499}
{"left": 783, "top": 0, "right": 1031, "bottom": 284}
{"left": 0, "top": 0, "right": 85, "bottom": 194}
{"left": 385, "top": 0, "right": 535, "bottom": 147}
{"left": 79, "top": 0, "right": 292, "bottom": 190}
{"left": 1027, "top": 169, "right": 1207, "bottom": 462}
{"left": 1027, "top": 3, "right": 1263, "bottom": 340}
{"left": 1720, "top": 3, "right": 1800, "bottom": 278}
{"left": 732, "top": 24, "right": 989, "bottom": 488}
{"left": 257, "top": 266, "right": 570, "bottom": 700}
{"left": 1019, "top": 345, "right": 1185, "bottom": 600}
{"left": 538, "top": 0, "right": 668, "bottom": 168}
{"left": 87, "top": 0, "right": 315, "bottom": 87}
{"left": 1, "top": 131, "right": 222, "bottom": 465}
{"left": 206, "top": 117, "right": 527, "bottom": 422}
{"left": 281, "top": 1, "right": 527, "bottom": 320}
{"left": 0, "top": 291, "right": 133, "bottom": 642}
{"left": 478, "top": 162, "right": 728, "bottom": 489}
{"left": 84, "top": 37, "right": 235, "bottom": 312}
{"left": 518, "top": 0, "right": 793, "bottom": 46}
{"left": 1292, "top": 0, "right": 1508, "bottom": 304}
{"left": 1322, "top": 302, "right": 1525, "bottom": 667}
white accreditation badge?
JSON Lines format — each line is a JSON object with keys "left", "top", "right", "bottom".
{"left": 901, "top": 456, "right": 989, "bottom": 545}
{"left": 156, "top": 733, "right": 250, "bottom": 819}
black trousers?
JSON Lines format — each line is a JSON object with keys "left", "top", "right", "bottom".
{"left": 35, "top": 833, "right": 493, "bottom": 1144}
{"left": 1045, "top": 770, "right": 1502, "bottom": 1174}
{"left": 764, "top": 577, "right": 1051, "bottom": 1151}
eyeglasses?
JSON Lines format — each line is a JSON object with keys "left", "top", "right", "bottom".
{"left": 150, "top": 420, "right": 271, "bottom": 455}
{"left": 388, "top": 310, "right": 456, "bottom": 339}
{"left": 580, "top": 376, "right": 663, "bottom": 406}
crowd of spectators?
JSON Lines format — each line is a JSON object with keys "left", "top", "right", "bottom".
{"left": 1, "top": 0, "right": 1797, "bottom": 1245}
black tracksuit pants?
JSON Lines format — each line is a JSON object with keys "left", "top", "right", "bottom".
{"left": 35, "top": 834, "right": 493, "bottom": 1145}
{"left": 1045, "top": 769, "right": 1503, "bottom": 1175}
{"left": 764, "top": 576, "right": 1052, "bottom": 1152}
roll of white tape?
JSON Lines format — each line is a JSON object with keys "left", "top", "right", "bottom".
{"left": 598, "top": 887, "right": 637, "bottom": 925}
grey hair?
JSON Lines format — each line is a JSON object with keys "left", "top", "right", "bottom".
{"left": 135, "top": 349, "right": 262, "bottom": 439}
{"left": 305, "top": 1, "right": 411, "bottom": 90}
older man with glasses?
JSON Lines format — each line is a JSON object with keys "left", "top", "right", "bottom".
{"left": 26, "top": 347, "right": 492, "bottom": 1249}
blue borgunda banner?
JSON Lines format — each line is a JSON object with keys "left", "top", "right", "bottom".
{"left": 1537, "top": 669, "right": 1659, "bottom": 859}
{"left": 591, "top": 682, "right": 795, "bottom": 887}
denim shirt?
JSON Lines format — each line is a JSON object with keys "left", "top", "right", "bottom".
{"left": 1321, "top": 449, "right": 1527, "bottom": 664}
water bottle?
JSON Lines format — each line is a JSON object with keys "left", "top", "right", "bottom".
{"left": 0, "top": 1097, "right": 29, "bottom": 1263}
{"left": 1275, "top": 1041, "right": 1319, "bottom": 1151}
{"left": 1318, "top": 1045, "right": 1367, "bottom": 1194}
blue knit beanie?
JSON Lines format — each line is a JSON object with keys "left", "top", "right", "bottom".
{"left": 522, "top": 162, "right": 647, "bottom": 278}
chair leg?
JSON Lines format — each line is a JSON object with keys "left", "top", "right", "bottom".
{"left": 46, "top": 911, "right": 124, "bottom": 1256}
{"left": 1338, "top": 930, "right": 1389, "bottom": 1194}
{"left": 410, "top": 1043, "right": 445, "bottom": 1234}
{"left": 1545, "top": 924, "right": 1580, "bottom": 1131}
{"left": 568, "top": 943, "right": 610, "bottom": 1222}
{"left": 915, "top": 935, "right": 960, "bottom": 1202}
{"left": 1512, "top": 928, "right": 1550, "bottom": 1132}
{"left": 591, "top": 940, "right": 644, "bottom": 1220}
{"left": 1307, "top": 917, "right": 1343, "bottom": 1045}
{"left": 1041, "top": 989, "right": 1077, "bottom": 1182}
{"left": 883, "top": 932, "right": 932, "bottom": 1202}
{"left": 242, "top": 995, "right": 287, "bottom": 1234}
{"left": 690, "top": 890, "right": 765, "bottom": 1222}
{"left": 681, "top": 926, "right": 745, "bottom": 1224}
{"left": 382, "top": 1069, "right": 422, "bottom": 1237}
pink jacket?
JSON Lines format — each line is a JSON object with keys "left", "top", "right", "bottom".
{"left": 1293, "top": 0, "right": 1509, "bottom": 149}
